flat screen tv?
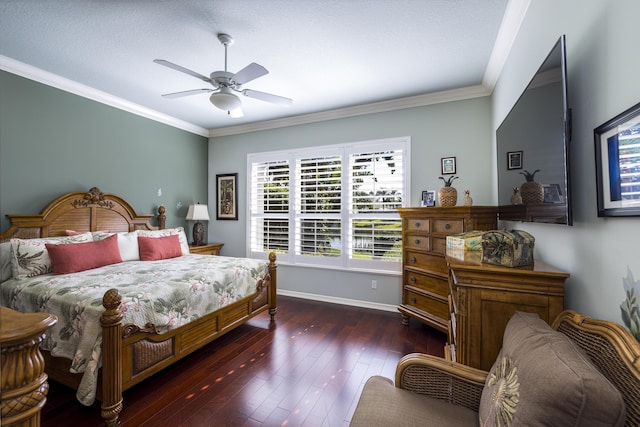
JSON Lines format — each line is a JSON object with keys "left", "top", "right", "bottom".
{"left": 496, "top": 35, "right": 572, "bottom": 225}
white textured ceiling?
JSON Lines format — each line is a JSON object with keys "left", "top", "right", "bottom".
{"left": 0, "top": 0, "right": 520, "bottom": 136}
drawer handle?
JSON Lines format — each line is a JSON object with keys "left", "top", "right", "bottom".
{"left": 415, "top": 221, "right": 421, "bottom": 227}
{"left": 414, "top": 239, "right": 420, "bottom": 244}
{"left": 410, "top": 256, "right": 417, "bottom": 263}
{"left": 410, "top": 276, "right": 416, "bottom": 283}
{"left": 411, "top": 297, "right": 417, "bottom": 303}
{"left": 445, "top": 223, "right": 451, "bottom": 230}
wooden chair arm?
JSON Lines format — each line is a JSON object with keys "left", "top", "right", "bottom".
{"left": 395, "top": 353, "right": 488, "bottom": 412}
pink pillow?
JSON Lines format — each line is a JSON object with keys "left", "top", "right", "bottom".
{"left": 46, "top": 234, "right": 123, "bottom": 274}
{"left": 138, "top": 235, "right": 183, "bottom": 261}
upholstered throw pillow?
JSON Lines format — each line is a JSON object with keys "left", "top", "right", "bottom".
{"left": 46, "top": 234, "right": 123, "bottom": 274}
{"left": 0, "top": 241, "right": 13, "bottom": 282}
{"left": 138, "top": 227, "right": 190, "bottom": 255}
{"left": 138, "top": 234, "right": 183, "bottom": 261}
{"left": 9, "top": 232, "right": 93, "bottom": 278}
{"left": 478, "top": 311, "right": 626, "bottom": 427}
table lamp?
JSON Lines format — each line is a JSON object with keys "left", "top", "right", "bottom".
{"left": 186, "top": 203, "right": 210, "bottom": 246}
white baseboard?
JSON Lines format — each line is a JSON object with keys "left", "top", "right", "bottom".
{"left": 277, "top": 289, "right": 399, "bottom": 313}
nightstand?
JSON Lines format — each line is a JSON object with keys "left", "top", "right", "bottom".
{"left": 189, "top": 243, "right": 224, "bottom": 256}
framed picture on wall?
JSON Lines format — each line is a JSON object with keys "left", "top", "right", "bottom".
{"left": 216, "top": 173, "right": 238, "bottom": 220}
{"left": 507, "top": 151, "right": 523, "bottom": 170}
{"left": 441, "top": 157, "right": 456, "bottom": 174}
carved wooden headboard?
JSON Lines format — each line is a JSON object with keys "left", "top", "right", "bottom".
{"left": 0, "top": 187, "right": 165, "bottom": 242}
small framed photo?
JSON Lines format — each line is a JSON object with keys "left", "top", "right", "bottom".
{"left": 421, "top": 190, "right": 436, "bottom": 207}
{"left": 507, "top": 151, "right": 523, "bottom": 170}
{"left": 543, "top": 184, "right": 562, "bottom": 203}
{"left": 216, "top": 173, "right": 238, "bottom": 220}
{"left": 441, "top": 157, "right": 456, "bottom": 175}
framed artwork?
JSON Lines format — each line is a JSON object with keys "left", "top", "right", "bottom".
{"left": 543, "top": 184, "right": 562, "bottom": 203}
{"left": 216, "top": 173, "right": 238, "bottom": 220}
{"left": 507, "top": 151, "right": 523, "bottom": 170}
{"left": 595, "top": 101, "right": 640, "bottom": 216}
{"left": 441, "top": 157, "right": 456, "bottom": 175}
{"left": 421, "top": 190, "right": 436, "bottom": 207}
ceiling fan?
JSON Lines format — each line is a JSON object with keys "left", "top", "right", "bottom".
{"left": 154, "top": 33, "right": 292, "bottom": 118}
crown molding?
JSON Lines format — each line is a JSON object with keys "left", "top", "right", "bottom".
{"left": 209, "top": 85, "right": 491, "bottom": 138}
{"left": 0, "top": 55, "right": 210, "bottom": 137}
{"left": 483, "top": 0, "right": 530, "bottom": 91}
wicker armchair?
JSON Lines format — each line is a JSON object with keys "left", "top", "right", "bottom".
{"left": 351, "top": 310, "right": 640, "bottom": 427}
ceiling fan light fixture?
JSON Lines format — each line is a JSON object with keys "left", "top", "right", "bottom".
{"left": 209, "top": 87, "right": 241, "bottom": 111}
{"left": 228, "top": 108, "right": 244, "bottom": 118}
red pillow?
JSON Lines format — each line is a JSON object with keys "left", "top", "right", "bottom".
{"left": 46, "top": 234, "right": 123, "bottom": 274}
{"left": 138, "top": 235, "right": 183, "bottom": 261}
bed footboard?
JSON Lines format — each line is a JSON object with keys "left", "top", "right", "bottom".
{"left": 98, "top": 252, "right": 278, "bottom": 426}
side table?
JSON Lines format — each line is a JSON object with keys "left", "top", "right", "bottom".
{"left": 1, "top": 306, "right": 57, "bottom": 427}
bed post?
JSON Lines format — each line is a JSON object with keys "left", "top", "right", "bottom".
{"left": 268, "top": 252, "right": 277, "bottom": 322}
{"left": 157, "top": 205, "right": 166, "bottom": 230}
{"left": 100, "top": 289, "right": 123, "bottom": 427}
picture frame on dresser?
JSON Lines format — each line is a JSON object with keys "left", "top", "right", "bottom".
{"left": 421, "top": 190, "right": 436, "bottom": 207}
{"left": 594, "top": 101, "right": 640, "bottom": 217}
{"left": 216, "top": 173, "right": 238, "bottom": 220}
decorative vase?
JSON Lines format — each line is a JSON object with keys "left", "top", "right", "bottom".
{"left": 510, "top": 187, "right": 523, "bottom": 205}
{"left": 438, "top": 176, "right": 459, "bottom": 207}
{"left": 438, "top": 187, "right": 457, "bottom": 207}
{"left": 519, "top": 169, "right": 544, "bottom": 204}
{"left": 520, "top": 181, "right": 544, "bottom": 204}
{"left": 462, "top": 190, "right": 473, "bottom": 206}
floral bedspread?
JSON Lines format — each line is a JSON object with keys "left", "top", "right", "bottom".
{"left": 0, "top": 254, "right": 268, "bottom": 406}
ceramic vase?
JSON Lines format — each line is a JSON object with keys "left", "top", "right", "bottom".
{"left": 462, "top": 190, "right": 473, "bottom": 206}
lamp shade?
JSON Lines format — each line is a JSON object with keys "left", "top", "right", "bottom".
{"left": 210, "top": 87, "right": 241, "bottom": 111}
{"left": 186, "top": 204, "right": 210, "bottom": 221}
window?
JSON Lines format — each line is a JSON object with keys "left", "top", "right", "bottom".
{"left": 247, "top": 137, "right": 409, "bottom": 272}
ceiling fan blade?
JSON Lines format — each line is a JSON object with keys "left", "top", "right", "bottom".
{"left": 243, "top": 89, "right": 292, "bottom": 106}
{"left": 232, "top": 63, "right": 268, "bottom": 85}
{"left": 161, "top": 88, "right": 213, "bottom": 99}
{"left": 153, "top": 59, "right": 211, "bottom": 83}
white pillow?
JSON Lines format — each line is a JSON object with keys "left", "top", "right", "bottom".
{"left": 91, "top": 230, "right": 140, "bottom": 261}
{"left": 10, "top": 232, "right": 93, "bottom": 278}
{"left": 138, "top": 227, "right": 190, "bottom": 256}
{"left": 117, "top": 231, "right": 140, "bottom": 261}
{"left": 1, "top": 241, "right": 12, "bottom": 282}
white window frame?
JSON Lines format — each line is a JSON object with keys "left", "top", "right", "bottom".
{"left": 246, "top": 136, "right": 410, "bottom": 272}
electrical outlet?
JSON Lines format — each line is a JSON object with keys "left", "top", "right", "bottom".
{"left": 371, "top": 280, "right": 377, "bottom": 289}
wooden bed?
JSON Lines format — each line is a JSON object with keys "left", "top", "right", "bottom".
{"left": 0, "top": 187, "right": 277, "bottom": 426}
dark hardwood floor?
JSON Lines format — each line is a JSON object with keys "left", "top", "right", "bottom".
{"left": 41, "top": 295, "right": 445, "bottom": 427}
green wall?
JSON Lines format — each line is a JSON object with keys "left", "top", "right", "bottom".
{"left": 493, "top": 0, "right": 640, "bottom": 323}
{"left": 209, "top": 97, "right": 493, "bottom": 308}
{"left": 0, "top": 71, "right": 208, "bottom": 233}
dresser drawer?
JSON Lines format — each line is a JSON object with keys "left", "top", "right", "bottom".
{"left": 431, "top": 236, "right": 448, "bottom": 255}
{"left": 405, "top": 234, "right": 429, "bottom": 251}
{"left": 405, "top": 270, "right": 449, "bottom": 297}
{"left": 432, "top": 218, "right": 464, "bottom": 234}
{"left": 405, "top": 218, "right": 430, "bottom": 233}
{"left": 405, "top": 290, "right": 449, "bottom": 320}
{"left": 405, "top": 251, "right": 448, "bottom": 274}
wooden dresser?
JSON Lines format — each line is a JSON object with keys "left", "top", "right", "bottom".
{"left": 447, "top": 257, "right": 569, "bottom": 370}
{"left": 0, "top": 307, "right": 57, "bottom": 427}
{"left": 397, "top": 207, "right": 497, "bottom": 333}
